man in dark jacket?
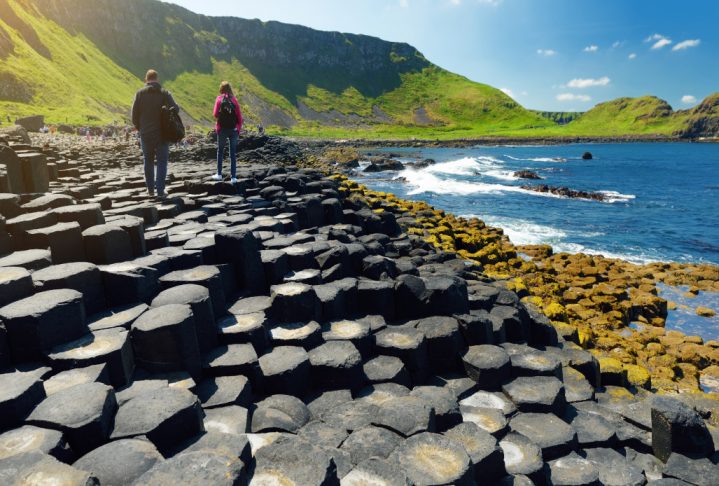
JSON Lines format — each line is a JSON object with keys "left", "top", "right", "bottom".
{"left": 131, "top": 69, "right": 179, "bottom": 198}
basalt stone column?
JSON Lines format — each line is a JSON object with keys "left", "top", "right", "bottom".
{"left": 109, "top": 217, "right": 146, "bottom": 258}
{"left": 73, "top": 438, "right": 163, "bottom": 486}
{"left": 111, "top": 387, "right": 205, "bottom": 456}
{"left": 0, "top": 266, "right": 34, "bottom": 307}
{"left": 651, "top": 396, "right": 714, "bottom": 462}
{"left": 159, "top": 265, "right": 227, "bottom": 318}
{"left": 375, "top": 327, "right": 428, "bottom": 383}
{"left": 83, "top": 224, "right": 133, "bottom": 265}
{"left": 47, "top": 328, "right": 135, "bottom": 387}
{"left": 0, "top": 146, "right": 25, "bottom": 193}
{"left": 151, "top": 284, "right": 218, "bottom": 353}
{"left": 54, "top": 203, "right": 105, "bottom": 230}
{"left": 0, "top": 289, "right": 87, "bottom": 363}
{"left": 18, "top": 152, "right": 49, "bottom": 193}
{"left": 130, "top": 304, "right": 202, "bottom": 379}
{"left": 0, "top": 425, "right": 72, "bottom": 462}
{"left": 26, "top": 222, "right": 85, "bottom": 264}
{"left": 27, "top": 382, "right": 117, "bottom": 455}
{"left": 0, "top": 371, "right": 46, "bottom": 431}
{"left": 268, "top": 282, "right": 322, "bottom": 323}
{"left": 215, "top": 228, "right": 266, "bottom": 294}
{"left": 100, "top": 264, "right": 160, "bottom": 307}
{"left": 31, "top": 262, "right": 106, "bottom": 315}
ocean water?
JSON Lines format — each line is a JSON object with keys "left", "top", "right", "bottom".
{"left": 355, "top": 143, "right": 719, "bottom": 266}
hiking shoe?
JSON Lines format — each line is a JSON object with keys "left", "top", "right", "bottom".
{"left": 147, "top": 189, "right": 155, "bottom": 197}
{"left": 230, "top": 177, "right": 238, "bottom": 184}
{"left": 211, "top": 173, "right": 223, "bottom": 181}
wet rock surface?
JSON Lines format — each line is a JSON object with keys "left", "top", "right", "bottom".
{"left": 0, "top": 136, "right": 716, "bottom": 484}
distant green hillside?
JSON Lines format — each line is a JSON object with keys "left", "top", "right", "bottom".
{"left": 0, "top": 0, "right": 716, "bottom": 139}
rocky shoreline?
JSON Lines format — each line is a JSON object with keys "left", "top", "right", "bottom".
{"left": 0, "top": 130, "right": 717, "bottom": 484}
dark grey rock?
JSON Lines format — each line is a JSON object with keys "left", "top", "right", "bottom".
{"left": 111, "top": 387, "right": 204, "bottom": 455}
{"left": 462, "top": 344, "right": 511, "bottom": 390}
{"left": 151, "top": 284, "right": 218, "bottom": 353}
{"left": 252, "top": 394, "right": 310, "bottom": 433}
{"left": 73, "top": 438, "right": 162, "bottom": 486}
{"left": 48, "top": 328, "right": 134, "bottom": 387}
{"left": 509, "top": 412, "right": 578, "bottom": 460}
{"left": 131, "top": 303, "right": 202, "bottom": 378}
{"left": 502, "top": 376, "right": 567, "bottom": 415}
{"left": 341, "top": 457, "right": 409, "bottom": 486}
{"left": 309, "top": 340, "right": 364, "bottom": 390}
{"left": 548, "top": 452, "right": 600, "bottom": 486}
{"left": 203, "top": 405, "right": 249, "bottom": 435}
{"left": 134, "top": 450, "right": 244, "bottom": 485}
{"left": 159, "top": 265, "right": 227, "bottom": 318}
{"left": 341, "top": 425, "right": 403, "bottom": 465}
{"left": 444, "top": 421, "right": 506, "bottom": 482}
{"left": 0, "top": 451, "right": 99, "bottom": 485}
{"left": 196, "top": 375, "right": 251, "bottom": 409}
{"left": 0, "top": 370, "right": 46, "bottom": 430}
{"left": 0, "top": 288, "right": 87, "bottom": 362}
{"left": 0, "top": 425, "right": 72, "bottom": 462}
{"left": 373, "top": 395, "right": 435, "bottom": 437}
{"left": 363, "top": 355, "right": 411, "bottom": 387}
{"left": 395, "top": 432, "right": 473, "bottom": 485}
{"left": 258, "top": 345, "right": 310, "bottom": 397}
{"left": 652, "top": 395, "right": 714, "bottom": 462}
{"left": 27, "top": 382, "right": 117, "bottom": 455}
{"left": 252, "top": 435, "right": 338, "bottom": 485}
{"left": 0, "top": 266, "right": 33, "bottom": 307}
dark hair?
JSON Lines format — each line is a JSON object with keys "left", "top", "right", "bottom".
{"left": 145, "top": 69, "right": 159, "bottom": 82}
{"left": 220, "top": 81, "right": 233, "bottom": 96}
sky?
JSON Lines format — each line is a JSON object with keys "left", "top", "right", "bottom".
{"left": 162, "top": 0, "right": 718, "bottom": 111}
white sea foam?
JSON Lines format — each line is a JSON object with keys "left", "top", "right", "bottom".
{"left": 485, "top": 170, "right": 519, "bottom": 181}
{"left": 423, "top": 156, "right": 501, "bottom": 176}
{"left": 598, "top": 190, "right": 636, "bottom": 203}
{"left": 463, "top": 214, "right": 568, "bottom": 246}
{"left": 552, "top": 242, "right": 661, "bottom": 264}
{"left": 505, "top": 155, "right": 568, "bottom": 163}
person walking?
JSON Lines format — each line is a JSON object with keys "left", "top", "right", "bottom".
{"left": 212, "top": 81, "right": 243, "bottom": 183}
{"left": 131, "top": 69, "right": 179, "bottom": 198}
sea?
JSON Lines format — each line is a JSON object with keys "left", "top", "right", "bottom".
{"left": 354, "top": 142, "right": 719, "bottom": 343}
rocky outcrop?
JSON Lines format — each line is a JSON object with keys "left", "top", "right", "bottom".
{"left": 363, "top": 157, "right": 405, "bottom": 172}
{"left": 513, "top": 170, "right": 541, "bottom": 180}
{"left": 521, "top": 184, "right": 607, "bottom": 201}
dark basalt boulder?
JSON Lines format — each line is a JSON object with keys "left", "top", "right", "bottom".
{"left": 364, "top": 158, "right": 405, "bottom": 172}
{"left": 520, "top": 184, "right": 608, "bottom": 202}
{"left": 513, "top": 170, "right": 542, "bottom": 180}
{"left": 582, "top": 151, "right": 593, "bottom": 160}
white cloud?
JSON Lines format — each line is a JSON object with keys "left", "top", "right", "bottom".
{"left": 672, "top": 39, "right": 700, "bottom": 51}
{"left": 628, "top": 53, "right": 637, "bottom": 60}
{"left": 449, "top": 0, "right": 461, "bottom": 4}
{"left": 583, "top": 45, "right": 599, "bottom": 53}
{"left": 399, "top": 0, "right": 409, "bottom": 7}
{"left": 566, "top": 76, "right": 611, "bottom": 88}
{"left": 537, "top": 49, "right": 557, "bottom": 56}
{"left": 681, "top": 95, "right": 697, "bottom": 104}
{"left": 500, "top": 88, "right": 514, "bottom": 98}
{"left": 645, "top": 34, "right": 672, "bottom": 49}
{"left": 557, "top": 93, "right": 592, "bottom": 102}
{"left": 477, "top": 0, "right": 503, "bottom": 5}
{"left": 652, "top": 38, "right": 672, "bottom": 49}
{"left": 612, "top": 41, "right": 623, "bottom": 48}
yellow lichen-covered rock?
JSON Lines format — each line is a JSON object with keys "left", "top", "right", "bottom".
{"left": 696, "top": 306, "right": 717, "bottom": 318}
{"left": 667, "top": 301, "right": 678, "bottom": 311}
{"left": 543, "top": 302, "right": 568, "bottom": 321}
{"left": 624, "top": 364, "right": 651, "bottom": 389}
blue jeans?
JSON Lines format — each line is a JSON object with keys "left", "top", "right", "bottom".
{"left": 217, "top": 128, "right": 238, "bottom": 178}
{"left": 140, "top": 133, "right": 169, "bottom": 195}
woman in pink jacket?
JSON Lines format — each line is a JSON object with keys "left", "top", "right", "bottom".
{"left": 212, "top": 81, "right": 243, "bottom": 183}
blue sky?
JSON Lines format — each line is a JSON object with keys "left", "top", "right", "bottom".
{"left": 163, "top": 0, "right": 717, "bottom": 111}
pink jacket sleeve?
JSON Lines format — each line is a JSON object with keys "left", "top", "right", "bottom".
{"left": 233, "top": 97, "right": 243, "bottom": 133}
{"left": 213, "top": 96, "right": 221, "bottom": 119}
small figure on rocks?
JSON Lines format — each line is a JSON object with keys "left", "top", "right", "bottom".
{"left": 212, "top": 81, "right": 243, "bottom": 184}
{"left": 131, "top": 69, "right": 180, "bottom": 198}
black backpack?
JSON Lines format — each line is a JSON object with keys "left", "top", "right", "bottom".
{"left": 218, "top": 95, "right": 237, "bottom": 129}
{"left": 160, "top": 90, "right": 185, "bottom": 143}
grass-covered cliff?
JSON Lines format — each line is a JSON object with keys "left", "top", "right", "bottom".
{"left": 0, "top": 0, "right": 717, "bottom": 139}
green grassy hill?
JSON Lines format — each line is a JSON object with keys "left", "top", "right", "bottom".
{"left": 0, "top": 0, "right": 716, "bottom": 139}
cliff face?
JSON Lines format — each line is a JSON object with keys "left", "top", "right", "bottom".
{"left": 36, "top": 0, "right": 429, "bottom": 102}
{"left": 674, "top": 94, "right": 719, "bottom": 138}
